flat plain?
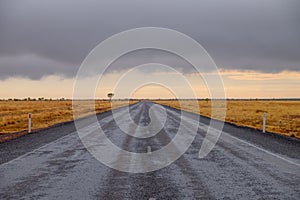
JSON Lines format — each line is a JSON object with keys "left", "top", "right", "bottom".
{"left": 1, "top": 100, "right": 299, "bottom": 139}
{"left": 1, "top": 101, "right": 299, "bottom": 199}
{"left": 155, "top": 100, "right": 300, "bottom": 138}
{"left": 0, "top": 100, "right": 134, "bottom": 137}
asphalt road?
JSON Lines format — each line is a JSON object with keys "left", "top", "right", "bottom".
{"left": 0, "top": 102, "right": 299, "bottom": 199}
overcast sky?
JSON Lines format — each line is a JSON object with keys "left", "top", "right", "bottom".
{"left": 0, "top": 0, "right": 299, "bottom": 98}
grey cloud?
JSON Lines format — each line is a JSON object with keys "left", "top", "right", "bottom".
{"left": 0, "top": 54, "right": 76, "bottom": 80}
{"left": 0, "top": 0, "right": 299, "bottom": 80}
{"left": 106, "top": 49, "right": 197, "bottom": 75}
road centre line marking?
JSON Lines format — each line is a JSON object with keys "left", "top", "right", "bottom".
{"left": 2, "top": 105, "right": 300, "bottom": 168}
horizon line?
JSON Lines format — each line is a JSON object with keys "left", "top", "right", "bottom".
{"left": 1, "top": 98, "right": 300, "bottom": 101}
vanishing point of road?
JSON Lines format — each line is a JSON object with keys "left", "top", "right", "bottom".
{"left": 0, "top": 102, "right": 299, "bottom": 199}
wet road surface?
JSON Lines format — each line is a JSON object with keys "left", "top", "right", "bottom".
{"left": 0, "top": 102, "right": 299, "bottom": 199}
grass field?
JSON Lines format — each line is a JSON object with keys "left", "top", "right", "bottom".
{"left": 155, "top": 100, "right": 300, "bottom": 138}
{"left": 1, "top": 100, "right": 299, "bottom": 140}
{"left": 0, "top": 100, "right": 135, "bottom": 135}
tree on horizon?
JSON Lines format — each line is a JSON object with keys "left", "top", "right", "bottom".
{"left": 107, "top": 93, "right": 114, "bottom": 101}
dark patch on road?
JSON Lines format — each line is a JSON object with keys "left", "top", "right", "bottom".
{"left": 1, "top": 102, "right": 299, "bottom": 199}
{"left": 159, "top": 104, "right": 300, "bottom": 160}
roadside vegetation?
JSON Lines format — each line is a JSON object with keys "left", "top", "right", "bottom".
{"left": 0, "top": 99, "right": 135, "bottom": 137}
{"left": 155, "top": 100, "right": 300, "bottom": 138}
{"left": 1, "top": 99, "right": 299, "bottom": 141}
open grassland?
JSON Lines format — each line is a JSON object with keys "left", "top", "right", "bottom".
{"left": 155, "top": 100, "right": 300, "bottom": 138}
{"left": 0, "top": 100, "right": 135, "bottom": 136}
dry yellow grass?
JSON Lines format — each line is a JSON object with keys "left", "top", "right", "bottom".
{"left": 155, "top": 100, "right": 300, "bottom": 138}
{"left": 1, "top": 100, "right": 299, "bottom": 139}
{"left": 0, "top": 100, "right": 135, "bottom": 134}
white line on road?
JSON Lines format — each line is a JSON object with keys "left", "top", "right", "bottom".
{"left": 147, "top": 146, "right": 151, "bottom": 154}
{"left": 2, "top": 106, "right": 300, "bottom": 169}
{"left": 166, "top": 108, "right": 300, "bottom": 168}
{"left": 0, "top": 121, "right": 101, "bottom": 167}
{"left": 0, "top": 131, "right": 76, "bottom": 167}
{"left": 224, "top": 132, "right": 300, "bottom": 167}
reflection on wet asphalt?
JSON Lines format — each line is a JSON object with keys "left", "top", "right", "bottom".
{"left": 0, "top": 102, "right": 299, "bottom": 199}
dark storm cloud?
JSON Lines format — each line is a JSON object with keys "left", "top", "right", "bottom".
{"left": 106, "top": 49, "right": 198, "bottom": 75}
{"left": 0, "top": 0, "right": 299, "bottom": 79}
{"left": 0, "top": 54, "right": 76, "bottom": 80}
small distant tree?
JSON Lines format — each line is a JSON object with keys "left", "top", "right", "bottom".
{"left": 107, "top": 93, "right": 114, "bottom": 101}
{"left": 205, "top": 98, "right": 210, "bottom": 103}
